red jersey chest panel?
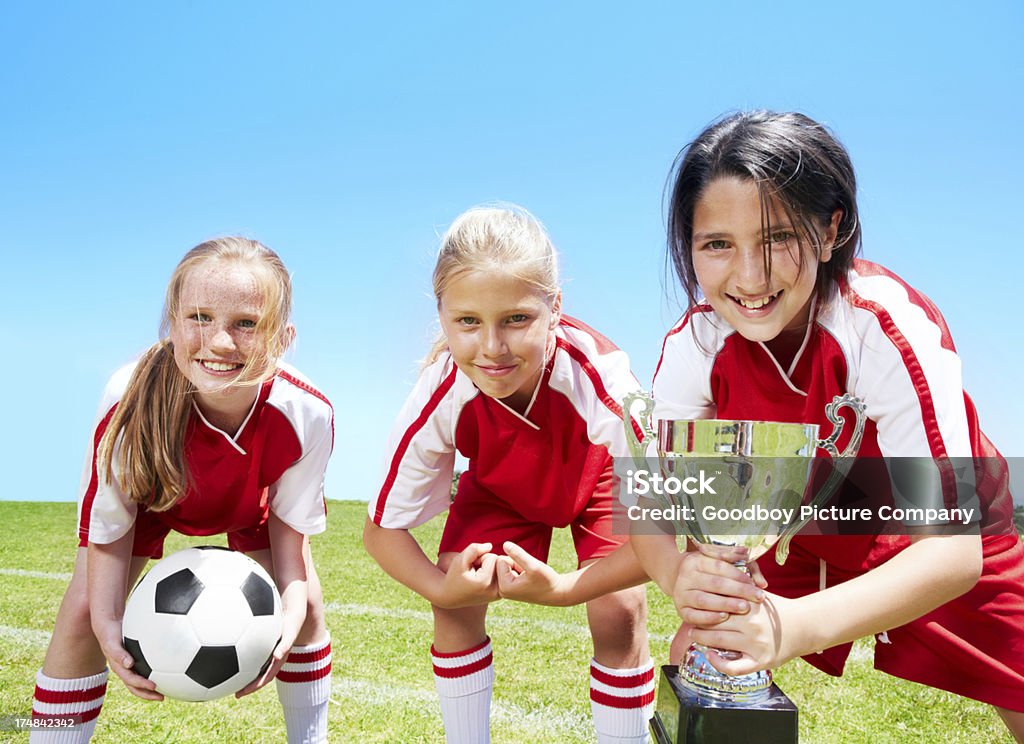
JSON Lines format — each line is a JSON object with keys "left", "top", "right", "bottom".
{"left": 453, "top": 372, "right": 612, "bottom": 527}
{"left": 372, "top": 317, "right": 639, "bottom": 529}
{"left": 164, "top": 384, "right": 303, "bottom": 536}
{"left": 710, "top": 328, "right": 880, "bottom": 458}
{"left": 81, "top": 363, "right": 333, "bottom": 544}
{"left": 653, "top": 261, "right": 1013, "bottom": 539}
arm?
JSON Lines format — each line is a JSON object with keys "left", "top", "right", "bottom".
{"left": 630, "top": 523, "right": 765, "bottom": 624}
{"left": 693, "top": 532, "right": 982, "bottom": 675}
{"left": 87, "top": 529, "right": 162, "bottom": 701}
{"left": 496, "top": 535, "right": 767, "bottom": 609}
{"left": 496, "top": 540, "right": 650, "bottom": 607}
{"left": 362, "top": 518, "right": 500, "bottom": 608}
{"left": 237, "top": 513, "right": 307, "bottom": 696}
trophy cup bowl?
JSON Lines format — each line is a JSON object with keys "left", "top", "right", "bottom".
{"left": 623, "top": 392, "right": 866, "bottom": 742}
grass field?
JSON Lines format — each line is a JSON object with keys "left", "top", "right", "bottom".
{"left": 0, "top": 501, "right": 1016, "bottom": 743}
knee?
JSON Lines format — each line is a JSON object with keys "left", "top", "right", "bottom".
{"left": 588, "top": 587, "right": 648, "bottom": 649}
{"left": 590, "top": 587, "right": 647, "bottom": 626}
{"left": 306, "top": 571, "right": 324, "bottom": 612}
{"left": 299, "top": 579, "right": 328, "bottom": 639}
{"left": 59, "top": 580, "right": 94, "bottom": 632}
{"left": 430, "top": 604, "right": 488, "bottom": 652}
{"left": 430, "top": 603, "right": 485, "bottom": 626}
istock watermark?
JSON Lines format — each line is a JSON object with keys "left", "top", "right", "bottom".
{"left": 623, "top": 468, "right": 718, "bottom": 497}
{"left": 610, "top": 456, "right": 1016, "bottom": 538}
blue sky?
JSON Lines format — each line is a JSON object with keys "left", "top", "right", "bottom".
{"left": 3, "top": 2, "right": 1022, "bottom": 506}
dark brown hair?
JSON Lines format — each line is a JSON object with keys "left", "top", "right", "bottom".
{"left": 667, "top": 111, "right": 861, "bottom": 308}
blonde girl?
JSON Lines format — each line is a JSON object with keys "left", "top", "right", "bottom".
{"left": 31, "top": 238, "right": 334, "bottom": 744}
{"left": 364, "top": 206, "right": 653, "bottom": 743}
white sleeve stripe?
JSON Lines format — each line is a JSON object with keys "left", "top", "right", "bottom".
{"left": 276, "top": 368, "right": 334, "bottom": 409}
{"left": 844, "top": 287, "right": 964, "bottom": 506}
{"left": 372, "top": 366, "right": 459, "bottom": 525}
{"left": 555, "top": 337, "right": 627, "bottom": 419}
{"left": 845, "top": 260, "right": 956, "bottom": 351}
{"left": 846, "top": 290, "right": 949, "bottom": 460}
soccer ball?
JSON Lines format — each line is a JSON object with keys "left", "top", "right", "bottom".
{"left": 122, "top": 546, "right": 283, "bottom": 702}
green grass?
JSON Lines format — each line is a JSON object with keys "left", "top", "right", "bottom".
{"left": 0, "top": 501, "right": 1015, "bottom": 743}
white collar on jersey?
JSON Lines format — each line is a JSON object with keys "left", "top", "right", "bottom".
{"left": 490, "top": 361, "right": 546, "bottom": 430}
{"left": 190, "top": 393, "right": 261, "bottom": 455}
{"left": 756, "top": 293, "right": 818, "bottom": 397}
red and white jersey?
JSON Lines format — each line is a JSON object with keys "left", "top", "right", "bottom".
{"left": 79, "top": 361, "right": 334, "bottom": 544}
{"left": 653, "top": 259, "right": 1012, "bottom": 533}
{"left": 371, "top": 317, "right": 640, "bottom": 529}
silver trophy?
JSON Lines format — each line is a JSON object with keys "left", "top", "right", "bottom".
{"left": 624, "top": 392, "right": 866, "bottom": 711}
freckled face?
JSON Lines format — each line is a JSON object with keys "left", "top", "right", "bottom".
{"left": 691, "top": 177, "right": 838, "bottom": 344}
{"left": 169, "top": 262, "right": 267, "bottom": 414}
{"left": 439, "top": 270, "right": 559, "bottom": 412}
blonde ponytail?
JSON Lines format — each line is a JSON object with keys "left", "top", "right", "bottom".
{"left": 97, "top": 236, "right": 293, "bottom": 511}
{"left": 98, "top": 341, "right": 194, "bottom": 511}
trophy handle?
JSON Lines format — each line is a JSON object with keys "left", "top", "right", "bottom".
{"left": 817, "top": 393, "right": 868, "bottom": 458}
{"left": 622, "top": 391, "right": 656, "bottom": 468}
{"left": 775, "top": 394, "right": 867, "bottom": 564}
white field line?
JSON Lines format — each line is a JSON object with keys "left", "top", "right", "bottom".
{"left": 328, "top": 677, "right": 592, "bottom": 740}
{"left": 1, "top": 625, "right": 52, "bottom": 647}
{"left": 2, "top": 567, "right": 876, "bottom": 660}
{"left": 0, "top": 567, "right": 670, "bottom": 642}
{"left": 0, "top": 624, "right": 590, "bottom": 738}
{"left": 326, "top": 601, "right": 677, "bottom": 643}
{"left": 0, "top": 568, "right": 72, "bottom": 581}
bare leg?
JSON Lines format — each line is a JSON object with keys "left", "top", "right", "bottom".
{"left": 42, "top": 547, "right": 148, "bottom": 677}
{"left": 296, "top": 539, "right": 327, "bottom": 644}
{"left": 585, "top": 568, "right": 652, "bottom": 744}
{"left": 432, "top": 550, "right": 490, "bottom": 650}
{"left": 586, "top": 584, "right": 650, "bottom": 668}
{"left": 431, "top": 551, "right": 493, "bottom": 744}
{"left": 32, "top": 547, "right": 147, "bottom": 743}
{"left": 253, "top": 540, "right": 332, "bottom": 744}
{"left": 250, "top": 539, "right": 328, "bottom": 644}
{"left": 996, "top": 706, "right": 1024, "bottom": 743}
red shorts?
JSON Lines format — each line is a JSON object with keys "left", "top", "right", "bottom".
{"left": 759, "top": 533, "right": 1024, "bottom": 712}
{"left": 438, "top": 462, "right": 625, "bottom": 567}
{"left": 78, "top": 508, "right": 270, "bottom": 559}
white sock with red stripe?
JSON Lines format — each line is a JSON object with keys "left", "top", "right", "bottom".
{"left": 29, "top": 669, "right": 107, "bottom": 743}
{"left": 275, "top": 636, "right": 332, "bottom": 744}
{"left": 589, "top": 658, "right": 655, "bottom": 743}
{"left": 431, "top": 636, "right": 494, "bottom": 744}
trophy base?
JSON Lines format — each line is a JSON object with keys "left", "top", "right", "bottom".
{"left": 649, "top": 666, "right": 798, "bottom": 744}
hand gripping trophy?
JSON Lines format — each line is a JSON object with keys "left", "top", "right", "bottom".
{"left": 623, "top": 391, "right": 866, "bottom": 743}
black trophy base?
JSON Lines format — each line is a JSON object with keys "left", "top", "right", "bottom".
{"left": 649, "top": 665, "right": 798, "bottom": 744}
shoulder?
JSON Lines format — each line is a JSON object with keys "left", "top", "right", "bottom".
{"left": 94, "top": 360, "right": 140, "bottom": 418}
{"left": 835, "top": 259, "right": 955, "bottom": 349}
{"left": 654, "top": 304, "right": 729, "bottom": 381}
{"left": 271, "top": 363, "right": 333, "bottom": 408}
{"left": 554, "top": 316, "right": 633, "bottom": 376}
{"left": 266, "top": 364, "right": 335, "bottom": 442}
{"left": 825, "top": 261, "right": 971, "bottom": 456}
{"left": 387, "top": 352, "right": 479, "bottom": 445}
{"left": 549, "top": 316, "right": 639, "bottom": 417}
{"left": 406, "top": 352, "right": 478, "bottom": 417}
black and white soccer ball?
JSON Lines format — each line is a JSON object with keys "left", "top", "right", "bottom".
{"left": 122, "top": 546, "right": 283, "bottom": 702}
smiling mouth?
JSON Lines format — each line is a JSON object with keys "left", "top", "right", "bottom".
{"left": 730, "top": 290, "right": 781, "bottom": 310}
{"left": 476, "top": 364, "right": 516, "bottom": 378}
{"left": 199, "top": 360, "right": 243, "bottom": 372}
